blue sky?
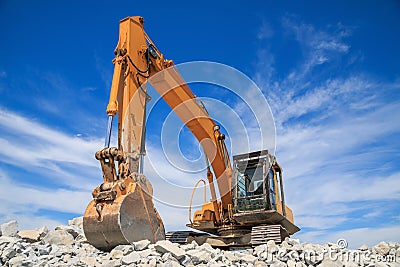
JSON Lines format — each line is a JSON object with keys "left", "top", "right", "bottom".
{"left": 0, "top": 1, "right": 399, "bottom": 248}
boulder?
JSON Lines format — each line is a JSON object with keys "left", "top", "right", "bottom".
{"left": 133, "top": 239, "right": 150, "bottom": 251}
{"left": 43, "top": 230, "right": 74, "bottom": 246}
{"left": 155, "top": 240, "right": 185, "bottom": 260}
{"left": 18, "top": 230, "right": 41, "bottom": 242}
{"left": 121, "top": 251, "right": 141, "bottom": 265}
{"left": 373, "top": 241, "right": 390, "bottom": 256}
{"left": 8, "top": 255, "right": 26, "bottom": 267}
{"left": 0, "top": 220, "right": 18, "bottom": 237}
{"left": 55, "top": 225, "right": 81, "bottom": 238}
{"left": 68, "top": 217, "right": 83, "bottom": 229}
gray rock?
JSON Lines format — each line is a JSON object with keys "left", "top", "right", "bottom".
{"left": 79, "top": 256, "right": 97, "bottom": 266}
{"left": 149, "top": 258, "right": 157, "bottom": 267}
{"left": 1, "top": 247, "right": 17, "bottom": 261}
{"left": 317, "top": 258, "right": 343, "bottom": 267}
{"left": 139, "top": 248, "right": 160, "bottom": 258}
{"left": 75, "top": 233, "right": 87, "bottom": 243}
{"left": 388, "top": 241, "right": 399, "bottom": 249}
{"left": 8, "top": 255, "right": 26, "bottom": 267}
{"left": 112, "top": 244, "right": 134, "bottom": 255}
{"left": 277, "top": 247, "right": 288, "bottom": 261}
{"left": 179, "top": 254, "right": 193, "bottom": 266}
{"left": 55, "top": 225, "right": 81, "bottom": 238}
{"left": 133, "top": 239, "right": 150, "bottom": 251}
{"left": 180, "top": 242, "right": 197, "bottom": 251}
{"left": 373, "top": 241, "right": 391, "bottom": 256}
{"left": 287, "top": 259, "right": 296, "bottom": 267}
{"left": 187, "top": 249, "right": 211, "bottom": 264}
{"left": 121, "top": 251, "right": 141, "bottom": 265}
{"left": 155, "top": 240, "right": 185, "bottom": 260}
{"left": 358, "top": 244, "right": 369, "bottom": 251}
{"left": 0, "top": 235, "right": 20, "bottom": 246}
{"left": 267, "top": 240, "right": 279, "bottom": 254}
{"left": 286, "top": 237, "right": 300, "bottom": 246}
{"left": 1, "top": 220, "right": 18, "bottom": 237}
{"left": 269, "top": 260, "right": 287, "bottom": 267}
{"left": 36, "top": 226, "right": 49, "bottom": 239}
{"left": 224, "top": 251, "right": 238, "bottom": 262}
{"left": 281, "top": 240, "right": 292, "bottom": 249}
{"left": 43, "top": 230, "right": 74, "bottom": 246}
{"left": 109, "top": 247, "right": 124, "bottom": 260}
{"left": 303, "top": 249, "right": 322, "bottom": 266}
{"left": 240, "top": 253, "right": 257, "bottom": 264}
{"left": 37, "top": 244, "right": 52, "bottom": 255}
{"left": 254, "top": 261, "right": 269, "bottom": 267}
{"left": 18, "top": 230, "right": 41, "bottom": 242}
{"left": 68, "top": 217, "right": 83, "bottom": 229}
{"left": 161, "top": 259, "right": 182, "bottom": 267}
{"left": 291, "top": 243, "right": 303, "bottom": 252}
{"left": 254, "top": 244, "right": 267, "bottom": 256}
{"left": 101, "top": 259, "right": 122, "bottom": 267}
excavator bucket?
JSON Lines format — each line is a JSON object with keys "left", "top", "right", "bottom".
{"left": 83, "top": 148, "right": 165, "bottom": 251}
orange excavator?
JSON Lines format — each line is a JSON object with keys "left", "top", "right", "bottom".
{"left": 83, "top": 16, "right": 299, "bottom": 251}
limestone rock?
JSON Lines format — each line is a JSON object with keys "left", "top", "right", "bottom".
{"left": 133, "top": 239, "right": 150, "bottom": 251}
{"left": 112, "top": 244, "right": 134, "bottom": 255}
{"left": 121, "top": 251, "right": 141, "bottom": 265}
{"left": 43, "top": 230, "right": 74, "bottom": 246}
{"left": 254, "top": 260, "right": 269, "bottom": 267}
{"left": 187, "top": 249, "right": 211, "bottom": 264}
{"left": 1, "top": 217, "right": 400, "bottom": 267}
{"left": 54, "top": 225, "right": 81, "bottom": 238}
{"left": 241, "top": 253, "right": 257, "bottom": 264}
{"left": 8, "top": 255, "right": 26, "bottom": 267}
{"left": 109, "top": 248, "right": 124, "bottom": 259}
{"left": 317, "top": 258, "right": 343, "bottom": 267}
{"left": 155, "top": 240, "right": 185, "bottom": 260}
{"left": 18, "top": 230, "right": 41, "bottom": 242}
{"left": 68, "top": 217, "right": 83, "bottom": 229}
{"left": 1, "top": 220, "right": 18, "bottom": 237}
{"left": 0, "top": 236, "right": 20, "bottom": 246}
{"left": 373, "top": 241, "right": 390, "bottom": 256}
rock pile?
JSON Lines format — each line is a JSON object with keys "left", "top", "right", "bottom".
{"left": 0, "top": 218, "right": 399, "bottom": 266}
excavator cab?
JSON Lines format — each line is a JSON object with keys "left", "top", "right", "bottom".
{"left": 232, "top": 150, "right": 281, "bottom": 213}
{"left": 230, "top": 150, "right": 300, "bottom": 245}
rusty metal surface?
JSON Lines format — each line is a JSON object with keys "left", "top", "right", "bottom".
{"left": 83, "top": 184, "right": 165, "bottom": 251}
{"left": 84, "top": 147, "right": 165, "bottom": 251}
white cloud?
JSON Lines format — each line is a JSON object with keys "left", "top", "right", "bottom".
{"left": 0, "top": 108, "right": 103, "bottom": 229}
{"left": 254, "top": 16, "right": 400, "bottom": 247}
{"left": 0, "top": 171, "right": 91, "bottom": 229}
{"left": 0, "top": 173, "right": 91, "bottom": 214}
{"left": 0, "top": 108, "right": 103, "bottom": 189}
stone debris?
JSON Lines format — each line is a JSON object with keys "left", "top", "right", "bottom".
{"left": 0, "top": 217, "right": 399, "bottom": 266}
{"left": 0, "top": 220, "right": 18, "bottom": 237}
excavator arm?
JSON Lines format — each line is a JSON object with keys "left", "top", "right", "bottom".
{"left": 83, "top": 16, "right": 233, "bottom": 250}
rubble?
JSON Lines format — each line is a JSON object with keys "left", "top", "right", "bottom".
{"left": 0, "top": 220, "right": 18, "bottom": 237}
{"left": 0, "top": 217, "right": 398, "bottom": 266}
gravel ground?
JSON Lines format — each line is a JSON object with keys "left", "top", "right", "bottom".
{"left": 0, "top": 218, "right": 399, "bottom": 266}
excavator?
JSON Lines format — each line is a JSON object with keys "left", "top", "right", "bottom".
{"left": 83, "top": 16, "right": 299, "bottom": 251}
